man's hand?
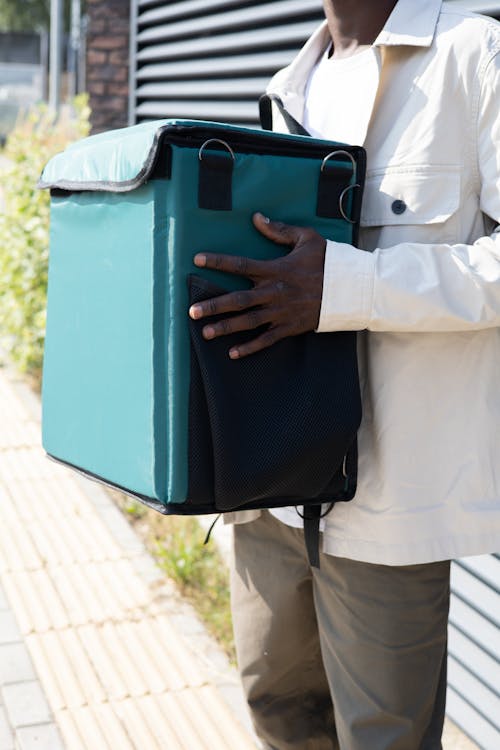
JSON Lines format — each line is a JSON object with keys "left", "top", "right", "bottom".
{"left": 189, "top": 212, "right": 326, "bottom": 359}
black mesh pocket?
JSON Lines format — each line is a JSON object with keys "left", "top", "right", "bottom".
{"left": 187, "top": 274, "right": 361, "bottom": 512}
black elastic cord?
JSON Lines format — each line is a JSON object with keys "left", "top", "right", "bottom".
{"left": 203, "top": 514, "right": 221, "bottom": 545}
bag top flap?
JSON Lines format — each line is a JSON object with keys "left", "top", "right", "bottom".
{"left": 38, "top": 119, "right": 174, "bottom": 193}
{"left": 38, "top": 118, "right": 366, "bottom": 194}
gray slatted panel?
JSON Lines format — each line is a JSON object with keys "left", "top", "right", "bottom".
{"left": 129, "top": 3, "right": 500, "bottom": 748}
{"left": 449, "top": 557, "right": 500, "bottom": 749}
{"left": 135, "top": 51, "right": 296, "bottom": 81}
{"left": 130, "top": 0, "right": 324, "bottom": 125}
{"left": 137, "top": 0, "right": 321, "bottom": 45}
{"left": 136, "top": 22, "right": 318, "bottom": 63}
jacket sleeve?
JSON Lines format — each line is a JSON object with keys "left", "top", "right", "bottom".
{"left": 317, "top": 51, "right": 500, "bottom": 334}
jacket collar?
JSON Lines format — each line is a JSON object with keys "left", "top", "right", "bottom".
{"left": 374, "top": 0, "right": 442, "bottom": 47}
{"left": 272, "top": 0, "right": 442, "bottom": 98}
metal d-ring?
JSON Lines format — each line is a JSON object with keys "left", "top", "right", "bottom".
{"left": 198, "top": 138, "right": 235, "bottom": 161}
{"left": 321, "top": 149, "right": 356, "bottom": 175}
{"left": 339, "top": 184, "right": 361, "bottom": 224}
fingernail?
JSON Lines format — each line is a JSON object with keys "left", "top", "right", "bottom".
{"left": 203, "top": 326, "right": 215, "bottom": 339}
{"left": 194, "top": 254, "right": 207, "bottom": 267}
{"left": 189, "top": 305, "right": 203, "bottom": 319}
{"left": 229, "top": 348, "right": 240, "bottom": 359}
{"left": 256, "top": 212, "right": 270, "bottom": 224}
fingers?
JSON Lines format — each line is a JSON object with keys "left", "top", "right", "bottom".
{"left": 229, "top": 327, "right": 283, "bottom": 359}
{"left": 193, "top": 252, "right": 265, "bottom": 278}
{"left": 189, "top": 287, "right": 269, "bottom": 320}
{"left": 202, "top": 308, "right": 270, "bottom": 341}
{"left": 252, "top": 212, "right": 302, "bottom": 247}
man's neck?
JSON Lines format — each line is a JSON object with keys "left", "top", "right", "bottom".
{"left": 323, "top": 0, "right": 398, "bottom": 58}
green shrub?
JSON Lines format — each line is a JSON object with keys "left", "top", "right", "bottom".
{"left": 0, "top": 97, "right": 90, "bottom": 386}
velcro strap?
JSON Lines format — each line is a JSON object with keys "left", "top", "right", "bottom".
{"left": 198, "top": 151, "right": 233, "bottom": 211}
{"left": 317, "top": 163, "right": 352, "bottom": 220}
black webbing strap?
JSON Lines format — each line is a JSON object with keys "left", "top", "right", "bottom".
{"left": 302, "top": 504, "right": 322, "bottom": 569}
{"left": 198, "top": 151, "right": 233, "bottom": 211}
{"left": 259, "top": 93, "right": 311, "bottom": 136}
{"left": 260, "top": 93, "right": 343, "bottom": 568}
{"left": 317, "top": 162, "right": 353, "bottom": 220}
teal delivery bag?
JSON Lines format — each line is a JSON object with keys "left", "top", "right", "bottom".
{"left": 39, "top": 119, "right": 366, "bottom": 530}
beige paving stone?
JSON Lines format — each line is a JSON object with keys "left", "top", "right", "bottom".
{"left": 8, "top": 477, "right": 93, "bottom": 523}
{"left": 126, "top": 693, "right": 185, "bottom": 749}
{"left": 29, "top": 570, "right": 71, "bottom": 629}
{"left": 1, "top": 570, "right": 69, "bottom": 633}
{"left": 82, "top": 558, "right": 151, "bottom": 616}
{"left": 0, "top": 518, "right": 44, "bottom": 573}
{"left": 47, "top": 560, "right": 149, "bottom": 626}
{"left": 77, "top": 624, "right": 130, "bottom": 702}
{"left": 26, "top": 516, "right": 82, "bottom": 567}
{"left": 26, "top": 629, "right": 107, "bottom": 710}
{"left": 178, "top": 686, "right": 239, "bottom": 750}
{"left": 157, "top": 692, "right": 208, "bottom": 750}
{"left": 53, "top": 709, "right": 87, "bottom": 750}
{"left": 87, "top": 702, "right": 136, "bottom": 749}
{"left": 148, "top": 615, "right": 210, "bottom": 688}
{"left": 130, "top": 619, "right": 200, "bottom": 693}
{"left": 57, "top": 705, "right": 111, "bottom": 750}
{"left": 24, "top": 633, "right": 71, "bottom": 711}
{"left": 187, "top": 684, "right": 258, "bottom": 750}
{"left": 112, "top": 697, "right": 164, "bottom": 750}
{"left": 0, "top": 417, "right": 39, "bottom": 449}
{"left": 153, "top": 689, "right": 225, "bottom": 750}
{"left": 0, "top": 448, "right": 56, "bottom": 483}
{"left": 110, "top": 620, "right": 169, "bottom": 695}
{"left": 94, "top": 622, "right": 151, "bottom": 698}
{"left": 49, "top": 564, "right": 104, "bottom": 627}
{"left": 26, "top": 514, "right": 123, "bottom": 565}
{"left": 0, "top": 480, "right": 20, "bottom": 521}
{"left": 95, "top": 558, "right": 153, "bottom": 612}
{"left": 0, "top": 381, "right": 32, "bottom": 423}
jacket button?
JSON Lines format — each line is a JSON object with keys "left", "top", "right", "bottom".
{"left": 392, "top": 199, "right": 407, "bottom": 215}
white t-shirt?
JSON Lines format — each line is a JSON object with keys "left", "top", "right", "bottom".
{"left": 270, "top": 43, "right": 380, "bottom": 532}
{"left": 303, "top": 44, "right": 381, "bottom": 145}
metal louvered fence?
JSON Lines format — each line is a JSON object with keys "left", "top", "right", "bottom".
{"left": 129, "top": 0, "right": 324, "bottom": 126}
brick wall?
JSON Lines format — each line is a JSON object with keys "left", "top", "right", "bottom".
{"left": 86, "top": 0, "right": 130, "bottom": 133}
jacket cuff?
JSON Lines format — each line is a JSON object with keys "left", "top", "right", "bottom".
{"left": 317, "top": 241, "right": 376, "bottom": 332}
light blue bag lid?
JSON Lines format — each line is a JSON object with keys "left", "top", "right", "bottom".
{"left": 38, "top": 117, "right": 352, "bottom": 193}
{"left": 38, "top": 119, "right": 175, "bottom": 192}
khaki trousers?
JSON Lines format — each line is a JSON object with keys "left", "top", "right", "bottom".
{"left": 230, "top": 511, "right": 450, "bottom": 750}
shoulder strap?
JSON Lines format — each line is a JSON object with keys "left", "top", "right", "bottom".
{"left": 259, "top": 93, "right": 311, "bottom": 137}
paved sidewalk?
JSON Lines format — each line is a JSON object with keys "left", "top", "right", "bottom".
{"left": 0, "top": 359, "right": 257, "bottom": 750}
{"left": 0, "top": 356, "right": 478, "bottom": 750}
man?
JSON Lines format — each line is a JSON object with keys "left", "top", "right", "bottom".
{"left": 189, "top": 1, "right": 500, "bottom": 748}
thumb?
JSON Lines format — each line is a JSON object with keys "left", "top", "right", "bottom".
{"left": 253, "top": 212, "right": 302, "bottom": 248}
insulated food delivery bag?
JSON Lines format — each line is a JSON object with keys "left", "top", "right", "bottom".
{"left": 39, "top": 118, "right": 366, "bottom": 528}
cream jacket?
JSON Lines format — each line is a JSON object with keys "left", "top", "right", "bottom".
{"left": 227, "top": 0, "right": 500, "bottom": 565}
